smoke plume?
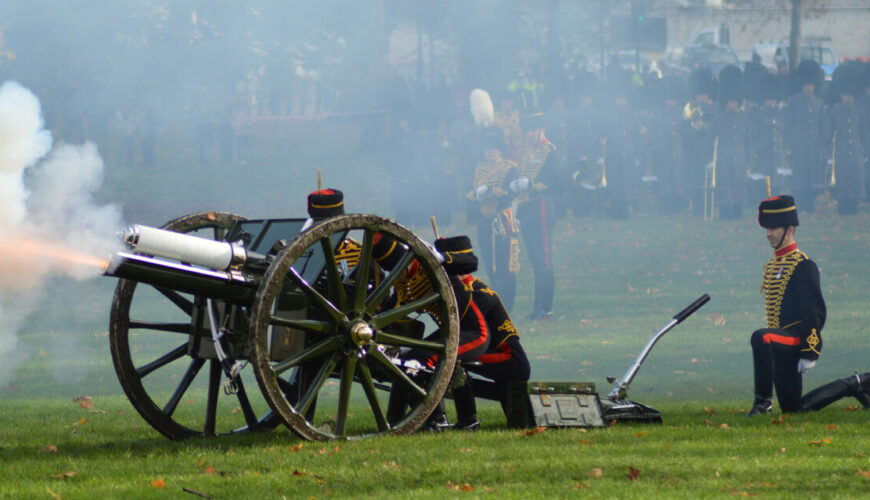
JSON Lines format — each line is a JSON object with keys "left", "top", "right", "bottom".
{"left": 0, "top": 81, "right": 123, "bottom": 387}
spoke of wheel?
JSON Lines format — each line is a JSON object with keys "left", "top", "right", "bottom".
{"left": 163, "top": 358, "right": 205, "bottom": 417}
{"left": 136, "top": 343, "right": 188, "bottom": 378}
{"left": 375, "top": 332, "right": 446, "bottom": 353}
{"left": 295, "top": 352, "right": 340, "bottom": 417}
{"left": 320, "top": 237, "right": 348, "bottom": 310}
{"left": 128, "top": 321, "right": 191, "bottom": 334}
{"left": 232, "top": 377, "right": 262, "bottom": 429}
{"left": 286, "top": 267, "right": 344, "bottom": 322}
{"left": 369, "top": 350, "right": 426, "bottom": 398}
{"left": 370, "top": 292, "right": 441, "bottom": 329}
{"left": 272, "top": 336, "right": 341, "bottom": 375}
{"left": 211, "top": 226, "right": 226, "bottom": 241}
{"left": 357, "top": 359, "right": 388, "bottom": 431}
{"left": 351, "top": 228, "right": 375, "bottom": 310}
{"left": 334, "top": 355, "right": 359, "bottom": 437}
{"left": 364, "top": 250, "right": 414, "bottom": 313}
{"left": 154, "top": 286, "right": 193, "bottom": 316}
{"left": 204, "top": 360, "right": 221, "bottom": 435}
{"left": 268, "top": 316, "right": 330, "bottom": 335}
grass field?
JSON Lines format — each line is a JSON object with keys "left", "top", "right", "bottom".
{"left": 2, "top": 127, "right": 870, "bottom": 498}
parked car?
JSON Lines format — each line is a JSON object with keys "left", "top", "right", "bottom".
{"left": 752, "top": 41, "right": 838, "bottom": 80}
{"left": 660, "top": 43, "right": 740, "bottom": 78}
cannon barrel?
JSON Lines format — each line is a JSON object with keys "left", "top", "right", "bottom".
{"left": 123, "top": 224, "right": 267, "bottom": 271}
{"left": 106, "top": 252, "right": 258, "bottom": 305}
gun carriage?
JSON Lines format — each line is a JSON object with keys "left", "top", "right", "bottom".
{"left": 107, "top": 211, "right": 459, "bottom": 441}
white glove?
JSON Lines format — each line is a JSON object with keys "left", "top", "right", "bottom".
{"left": 797, "top": 358, "right": 816, "bottom": 374}
{"left": 475, "top": 185, "right": 490, "bottom": 200}
{"left": 509, "top": 177, "right": 531, "bottom": 193}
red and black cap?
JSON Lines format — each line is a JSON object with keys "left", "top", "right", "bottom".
{"left": 372, "top": 232, "right": 408, "bottom": 271}
{"left": 307, "top": 189, "right": 344, "bottom": 219}
{"left": 758, "top": 195, "right": 799, "bottom": 228}
{"left": 434, "top": 236, "right": 478, "bottom": 275}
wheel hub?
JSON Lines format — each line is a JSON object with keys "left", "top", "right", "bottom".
{"left": 349, "top": 320, "right": 374, "bottom": 345}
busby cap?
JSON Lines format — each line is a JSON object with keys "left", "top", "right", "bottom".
{"left": 307, "top": 189, "right": 344, "bottom": 219}
{"left": 758, "top": 195, "right": 799, "bottom": 228}
{"left": 372, "top": 233, "right": 408, "bottom": 271}
{"left": 718, "top": 65, "right": 744, "bottom": 105}
{"left": 793, "top": 60, "right": 823, "bottom": 91}
{"left": 434, "top": 236, "right": 478, "bottom": 275}
{"left": 689, "top": 67, "right": 716, "bottom": 98}
{"left": 480, "top": 126, "right": 506, "bottom": 152}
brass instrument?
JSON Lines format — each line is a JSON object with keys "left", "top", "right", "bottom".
{"left": 682, "top": 101, "right": 704, "bottom": 130}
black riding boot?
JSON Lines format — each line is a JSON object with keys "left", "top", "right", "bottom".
{"left": 452, "top": 381, "right": 480, "bottom": 430}
{"left": 802, "top": 372, "right": 870, "bottom": 411}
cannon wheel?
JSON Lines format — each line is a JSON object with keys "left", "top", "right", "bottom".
{"left": 109, "top": 211, "right": 276, "bottom": 439}
{"left": 249, "top": 214, "right": 459, "bottom": 440}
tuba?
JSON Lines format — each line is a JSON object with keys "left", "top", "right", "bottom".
{"left": 682, "top": 101, "right": 704, "bottom": 130}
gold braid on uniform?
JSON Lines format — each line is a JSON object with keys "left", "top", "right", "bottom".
{"left": 335, "top": 238, "right": 362, "bottom": 269}
{"left": 516, "top": 141, "right": 556, "bottom": 205}
{"left": 471, "top": 159, "right": 516, "bottom": 217}
{"left": 762, "top": 249, "right": 808, "bottom": 329}
{"left": 395, "top": 263, "right": 441, "bottom": 324}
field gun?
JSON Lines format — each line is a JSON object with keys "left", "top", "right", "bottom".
{"left": 104, "top": 211, "right": 460, "bottom": 441}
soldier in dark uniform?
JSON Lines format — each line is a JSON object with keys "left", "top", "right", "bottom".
{"left": 512, "top": 108, "right": 563, "bottom": 320}
{"left": 599, "top": 67, "right": 640, "bottom": 219}
{"left": 650, "top": 75, "right": 686, "bottom": 214}
{"left": 783, "top": 60, "right": 824, "bottom": 213}
{"left": 433, "top": 236, "right": 531, "bottom": 429}
{"left": 823, "top": 62, "right": 867, "bottom": 215}
{"left": 682, "top": 68, "right": 718, "bottom": 216}
{"left": 749, "top": 72, "right": 785, "bottom": 199}
{"left": 376, "top": 233, "right": 490, "bottom": 430}
{"left": 568, "top": 70, "right": 603, "bottom": 217}
{"left": 466, "top": 127, "right": 519, "bottom": 311}
{"left": 748, "top": 195, "right": 826, "bottom": 415}
{"left": 711, "top": 65, "right": 750, "bottom": 219}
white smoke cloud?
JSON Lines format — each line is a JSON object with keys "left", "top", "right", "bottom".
{"left": 0, "top": 81, "right": 123, "bottom": 387}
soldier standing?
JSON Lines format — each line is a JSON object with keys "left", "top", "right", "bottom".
{"left": 682, "top": 68, "right": 718, "bottom": 216}
{"left": 711, "top": 65, "right": 750, "bottom": 219}
{"left": 512, "top": 108, "right": 562, "bottom": 320}
{"left": 783, "top": 61, "right": 824, "bottom": 213}
{"left": 599, "top": 67, "right": 640, "bottom": 220}
{"left": 466, "top": 126, "right": 519, "bottom": 311}
{"left": 748, "top": 195, "right": 826, "bottom": 415}
{"left": 749, "top": 72, "right": 785, "bottom": 199}
{"left": 649, "top": 76, "right": 686, "bottom": 214}
{"left": 823, "top": 63, "right": 867, "bottom": 215}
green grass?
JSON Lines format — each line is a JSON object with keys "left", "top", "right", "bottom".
{"left": 3, "top": 125, "right": 870, "bottom": 497}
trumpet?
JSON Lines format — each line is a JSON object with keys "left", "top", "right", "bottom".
{"left": 682, "top": 101, "right": 704, "bottom": 130}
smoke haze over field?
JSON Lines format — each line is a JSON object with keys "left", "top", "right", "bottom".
{"left": 0, "top": 82, "right": 123, "bottom": 387}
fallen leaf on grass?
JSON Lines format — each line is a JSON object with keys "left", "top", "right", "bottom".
{"left": 589, "top": 468, "right": 603, "bottom": 478}
{"left": 151, "top": 478, "right": 165, "bottom": 489}
{"left": 288, "top": 443, "right": 303, "bottom": 452}
{"left": 293, "top": 469, "right": 306, "bottom": 477}
{"left": 522, "top": 427, "right": 546, "bottom": 436}
{"left": 845, "top": 405, "right": 860, "bottom": 412}
{"left": 42, "top": 444, "right": 58, "bottom": 454}
{"left": 808, "top": 438, "right": 832, "bottom": 446}
{"left": 74, "top": 417, "right": 89, "bottom": 426}
{"left": 720, "top": 423, "right": 730, "bottom": 429}
{"left": 445, "top": 481, "right": 473, "bottom": 492}
{"left": 633, "top": 431, "right": 647, "bottom": 438}
{"left": 573, "top": 482, "right": 587, "bottom": 490}
{"left": 858, "top": 469, "right": 870, "bottom": 478}
{"left": 771, "top": 416, "right": 784, "bottom": 425}
{"left": 627, "top": 466, "right": 640, "bottom": 480}
{"left": 827, "top": 424, "right": 838, "bottom": 430}
{"left": 51, "top": 471, "right": 78, "bottom": 480}
{"left": 204, "top": 466, "right": 216, "bottom": 475}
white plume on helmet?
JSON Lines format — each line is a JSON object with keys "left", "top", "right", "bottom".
{"left": 469, "top": 88, "right": 494, "bottom": 127}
